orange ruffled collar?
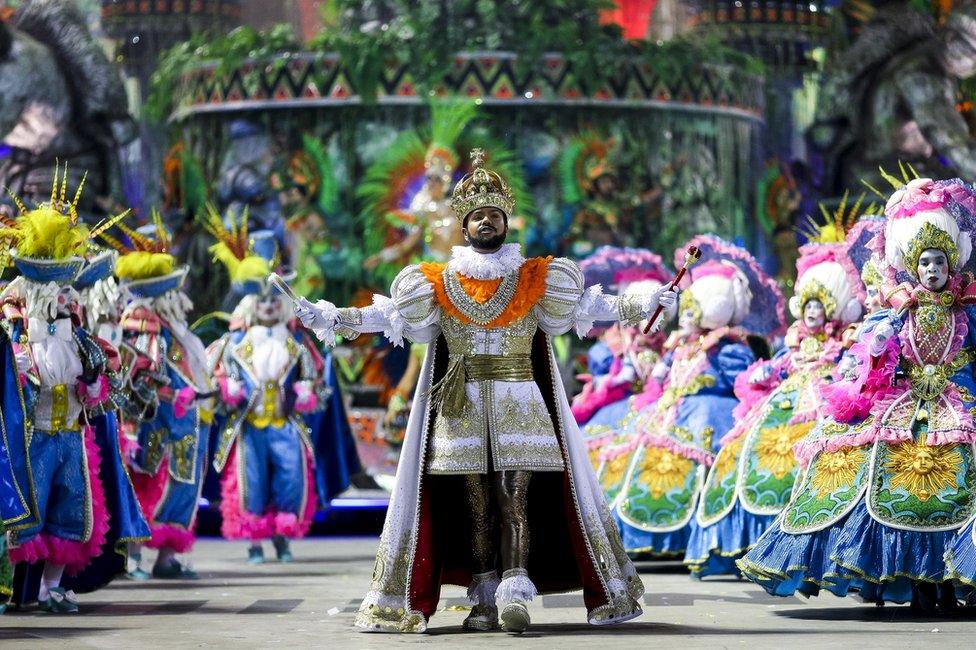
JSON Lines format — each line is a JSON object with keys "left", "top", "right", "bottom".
{"left": 420, "top": 257, "right": 551, "bottom": 328}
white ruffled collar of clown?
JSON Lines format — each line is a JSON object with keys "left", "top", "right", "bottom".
{"left": 447, "top": 243, "right": 525, "bottom": 280}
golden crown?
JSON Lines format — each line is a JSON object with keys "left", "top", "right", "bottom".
{"left": 450, "top": 148, "right": 515, "bottom": 223}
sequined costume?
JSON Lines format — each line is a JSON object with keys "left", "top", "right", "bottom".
{"left": 106, "top": 219, "right": 213, "bottom": 577}
{"left": 0, "top": 172, "right": 135, "bottom": 611}
{"left": 612, "top": 236, "right": 784, "bottom": 558}
{"left": 296, "top": 151, "right": 669, "bottom": 633}
{"left": 203, "top": 223, "right": 329, "bottom": 557}
{"left": 741, "top": 177, "right": 976, "bottom": 608}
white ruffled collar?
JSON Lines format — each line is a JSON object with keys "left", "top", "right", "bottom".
{"left": 447, "top": 243, "right": 525, "bottom": 280}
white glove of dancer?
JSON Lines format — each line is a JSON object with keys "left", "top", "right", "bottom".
{"left": 294, "top": 297, "right": 338, "bottom": 346}
{"left": 836, "top": 354, "right": 858, "bottom": 379}
{"left": 640, "top": 284, "right": 678, "bottom": 333}
{"left": 749, "top": 364, "right": 773, "bottom": 385}
{"left": 869, "top": 320, "right": 895, "bottom": 356}
{"left": 648, "top": 283, "right": 678, "bottom": 314}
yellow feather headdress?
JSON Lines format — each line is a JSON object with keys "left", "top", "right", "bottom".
{"left": 201, "top": 204, "right": 271, "bottom": 285}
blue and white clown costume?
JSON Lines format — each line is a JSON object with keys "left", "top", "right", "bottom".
{"left": 205, "top": 225, "right": 328, "bottom": 562}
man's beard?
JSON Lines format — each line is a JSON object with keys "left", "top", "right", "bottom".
{"left": 468, "top": 229, "right": 507, "bottom": 251}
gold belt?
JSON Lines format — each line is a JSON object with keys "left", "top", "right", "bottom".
{"left": 463, "top": 354, "right": 534, "bottom": 382}
{"left": 429, "top": 354, "right": 534, "bottom": 419}
{"left": 246, "top": 413, "right": 287, "bottom": 429}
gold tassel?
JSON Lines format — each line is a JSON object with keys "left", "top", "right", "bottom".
{"left": 427, "top": 357, "right": 467, "bottom": 418}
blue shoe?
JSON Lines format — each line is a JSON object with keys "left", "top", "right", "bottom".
{"left": 248, "top": 546, "right": 265, "bottom": 564}
{"left": 126, "top": 567, "right": 151, "bottom": 581}
{"left": 42, "top": 588, "right": 79, "bottom": 614}
{"left": 272, "top": 536, "right": 292, "bottom": 563}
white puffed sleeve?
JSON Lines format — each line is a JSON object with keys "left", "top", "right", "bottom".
{"left": 332, "top": 265, "right": 441, "bottom": 346}
{"left": 535, "top": 257, "right": 656, "bottom": 337}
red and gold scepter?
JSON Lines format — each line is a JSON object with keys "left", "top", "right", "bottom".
{"left": 642, "top": 245, "right": 702, "bottom": 334}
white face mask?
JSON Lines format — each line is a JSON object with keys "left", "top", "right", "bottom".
{"left": 802, "top": 299, "right": 826, "bottom": 330}
{"left": 255, "top": 295, "right": 285, "bottom": 325}
{"left": 864, "top": 286, "right": 882, "bottom": 314}
{"left": 916, "top": 248, "right": 949, "bottom": 291}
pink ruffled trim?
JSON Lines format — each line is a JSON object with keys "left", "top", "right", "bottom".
{"left": 9, "top": 428, "right": 110, "bottom": 574}
{"left": 173, "top": 386, "right": 196, "bottom": 419}
{"left": 150, "top": 525, "right": 195, "bottom": 553}
{"left": 130, "top": 457, "right": 195, "bottom": 551}
{"left": 219, "top": 444, "right": 317, "bottom": 540}
{"left": 75, "top": 375, "right": 110, "bottom": 408}
{"left": 637, "top": 433, "right": 715, "bottom": 466}
{"left": 822, "top": 338, "right": 899, "bottom": 423}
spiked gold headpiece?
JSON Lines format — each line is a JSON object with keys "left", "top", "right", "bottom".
{"left": 450, "top": 149, "right": 515, "bottom": 223}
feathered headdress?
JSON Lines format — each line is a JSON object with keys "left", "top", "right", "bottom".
{"left": 558, "top": 132, "right": 617, "bottom": 205}
{"left": 202, "top": 204, "right": 275, "bottom": 294}
{"left": 0, "top": 163, "right": 129, "bottom": 284}
{"left": 864, "top": 165, "right": 975, "bottom": 280}
{"left": 790, "top": 192, "right": 875, "bottom": 325}
{"left": 99, "top": 209, "right": 187, "bottom": 298}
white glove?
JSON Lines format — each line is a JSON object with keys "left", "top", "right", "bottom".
{"left": 749, "top": 364, "right": 773, "bottom": 384}
{"left": 869, "top": 321, "right": 895, "bottom": 356}
{"left": 294, "top": 297, "right": 338, "bottom": 345}
{"left": 644, "top": 284, "right": 677, "bottom": 315}
{"left": 294, "top": 297, "right": 330, "bottom": 330}
{"left": 650, "top": 361, "right": 669, "bottom": 381}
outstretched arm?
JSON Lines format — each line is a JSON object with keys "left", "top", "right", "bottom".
{"left": 294, "top": 265, "right": 440, "bottom": 347}
{"left": 536, "top": 258, "right": 678, "bottom": 337}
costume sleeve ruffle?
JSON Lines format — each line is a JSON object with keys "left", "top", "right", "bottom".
{"left": 538, "top": 258, "right": 652, "bottom": 337}
{"left": 315, "top": 265, "right": 440, "bottom": 347}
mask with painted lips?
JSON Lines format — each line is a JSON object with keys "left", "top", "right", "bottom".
{"left": 916, "top": 248, "right": 949, "bottom": 292}
{"left": 802, "top": 299, "right": 826, "bottom": 331}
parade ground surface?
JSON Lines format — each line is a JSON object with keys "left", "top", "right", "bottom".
{"left": 1, "top": 537, "right": 972, "bottom": 649}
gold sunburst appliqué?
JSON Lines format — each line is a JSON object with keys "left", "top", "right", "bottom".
{"left": 755, "top": 422, "right": 815, "bottom": 479}
{"left": 638, "top": 447, "right": 694, "bottom": 499}
{"left": 714, "top": 435, "right": 746, "bottom": 478}
{"left": 884, "top": 434, "right": 962, "bottom": 501}
{"left": 601, "top": 453, "right": 631, "bottom": 491}
{"left": 811, "top": 447, "right": 868, "bottom": 496}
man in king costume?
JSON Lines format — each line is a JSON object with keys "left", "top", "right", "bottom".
{"left": 295, "top": 150, "right": 675, "bottom": 634}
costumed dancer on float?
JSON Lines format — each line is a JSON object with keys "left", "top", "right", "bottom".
{"left": 106, "top": 216, "right": 213, "bottom": 580}
{"left": 0, "top": 174, "right": 133, "bottom": 612}
{"left": 203, "top": 213, "right": 326, "bottom": 564}
{"left": 686, "top": 204, "right": 866, "bottom": 577}
{"left": 613, "top": 235, "right": 784, "bottom": 558}
{"left": 295, "top": 150, "right": 676, "bottom": 634}
{"left": 740, "top": 176, "right": 976, "bottom": 611}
